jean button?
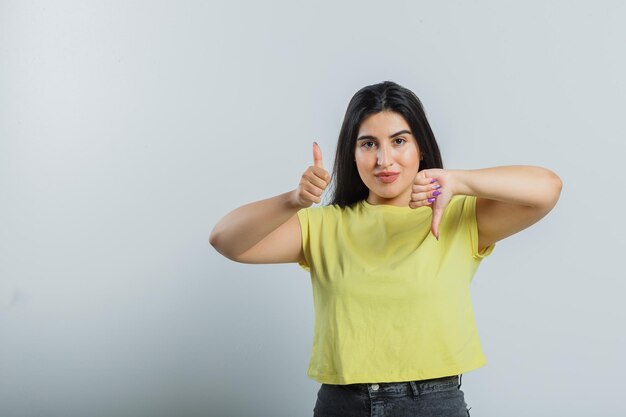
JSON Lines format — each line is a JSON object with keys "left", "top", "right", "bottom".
{"left": 371, "top": 384, "right": 379, "bottom": 390}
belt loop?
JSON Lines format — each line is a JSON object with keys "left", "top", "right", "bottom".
{"left": 409, "top": 380, "right": 420, "bottom": 399}
{"left": 458, "top": 374, "right": 463, "bottom": 389}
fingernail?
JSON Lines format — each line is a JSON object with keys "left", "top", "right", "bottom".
{"left": 433, "top": 184, "right": 441, "bottom": 189}
{"left": 428, "top": 197, "right": 436, "bottom": 203}
{"left": 430, "top": 178, "right": 436, "bottom": 183}
{"left": 433, "top": 190, "right": 441, "bottom": 196}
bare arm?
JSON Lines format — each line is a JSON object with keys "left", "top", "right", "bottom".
{"left": 209, "top": 142, "right": 330, "bottom": 263}
{"left": 449, "top": 166, "right": 563, "bottom": 250}
{"left": 209, "top": 190, "right": 301, "bottom": 260}
{"left": 450, "top": 165, "right": 562, "bottom": 209}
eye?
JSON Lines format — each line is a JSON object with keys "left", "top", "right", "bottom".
{"left": 394, "top": 138, "right": 406, "bottom": 145}
{"left": 361, "top": 141, "right": 376, "bottom": 149}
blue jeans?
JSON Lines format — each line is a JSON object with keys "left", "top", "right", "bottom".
{"left": 313, "top": 374, "right": 471, "bottom": 417}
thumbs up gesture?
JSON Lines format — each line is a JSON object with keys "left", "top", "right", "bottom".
{"left": 291, "top": 142, "right": 331, "bottom": 209}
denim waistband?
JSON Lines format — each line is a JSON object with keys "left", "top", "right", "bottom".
{"left": 334, "top": 374, "right": 461, "bottom": 398}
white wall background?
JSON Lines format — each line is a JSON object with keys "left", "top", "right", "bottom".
{"left": 1, "top": 1, "right": 624, "bottom": 416}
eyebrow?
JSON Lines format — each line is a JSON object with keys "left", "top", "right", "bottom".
{"left": 356, "top": 130, "right": 412, "bottom": 142}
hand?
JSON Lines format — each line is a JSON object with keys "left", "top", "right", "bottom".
{"left": 291, "top": 141, "right": 331, "bottom": 209}
{"left": 409, "top": 168, "right": 455, "bottom": 240}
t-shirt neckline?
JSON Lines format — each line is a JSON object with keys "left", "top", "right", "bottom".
{"left": 360, "top": 199, "right": 417, "bottom": 211}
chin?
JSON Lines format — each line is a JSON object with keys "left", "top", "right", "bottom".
{"left": 371, "top": 183, "right": 411, "bottom": 198}
{"left": 377, "top": 190, "right": 398, "bottom": 198}
{"left": 372, "top": 188, "right": 403, "bottom": 199}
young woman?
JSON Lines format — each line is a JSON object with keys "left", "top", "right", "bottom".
{"left": 210, "top": 81, "right": 563, "bottom": 417}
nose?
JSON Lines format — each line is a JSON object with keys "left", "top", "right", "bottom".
{"left": 377, "top": 143, "right": 392, "bottom": 167}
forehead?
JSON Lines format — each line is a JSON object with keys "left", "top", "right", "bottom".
{"left": 357, "top": 111, "right": 411, "bottom": 135}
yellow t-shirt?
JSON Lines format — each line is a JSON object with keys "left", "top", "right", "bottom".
{"left": 296, "top": 194, "right": 495, "bottom": 385}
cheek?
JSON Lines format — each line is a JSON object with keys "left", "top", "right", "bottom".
{"left": 401, "top": 150, "right": 419, "bottom": 164}
{"left": 355, "top": 161, "right": 373, "bottom": 180}
{"left": 354, "top": 154, "right": 372, "bottom": 167}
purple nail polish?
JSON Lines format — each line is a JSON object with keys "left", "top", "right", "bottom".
{"left": 428, "top": 197, "right": 436, "bottom": 203}
{"left": 433, "top": 184, "right": 441, "bottom": 189}
{"left": 430, "top": 178, "right": 436, "bottom": 183}
{"left": 433, "top": 190, "right": 441, "bottom": 196}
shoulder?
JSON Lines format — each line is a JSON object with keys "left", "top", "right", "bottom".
{"left": 443, "top": 195, "right": 472, "bottom": 219}
{"left": 439, "top": 195, "right": 479, "bottom": 230}
{"left": 296, "top": 203, "right": 354, "bottom": 226}
{"left": 299, "top": 203, "right": 352, "bottom": 215}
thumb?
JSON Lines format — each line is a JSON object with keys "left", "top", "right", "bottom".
{"left": 313, "top": 141, "right": 324, "bottom": 168}
{"left": 431, "top": 207, "right": 442, "bottom": 241}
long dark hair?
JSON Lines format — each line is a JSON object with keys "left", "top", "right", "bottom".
{"left": 327, "top": 81, "right": 444, "bottom": 207}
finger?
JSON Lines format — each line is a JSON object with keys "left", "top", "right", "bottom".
{"left": 311, "top": 166, "right": 330, "bottom": 183}
{"left": 313, "top": 141, "right": 324, "bottom": 169}
{"left": 303, "top": 183, "right": 324, "bottom": 199}
{"left": 409, "top": 196, "right": 435, "bottom": 209}
{"left": 301, "top": 188, "right": 321, "bottom": 204}
{"left": 414, "top": 175, "right": 438, "bottom": 187}
{"left": 412, "top": 182, "right": 441, "bottom": 194}
{"left": 415, "top": 169, "right": 438, "bottom": 183}
{"left": 409, "top": 200, "right": 430, "bottom": 209}
{"left": 418, "top": 177, "right": 438, "bottom": 185}
{"left": 304, "top": 171, "right": 328, "bottom": 189}
{"left": 431, "top": 210, "right": 442, "bottom": 241}
{"left": 411, "top": 189, "right": 440, "bottom": 201}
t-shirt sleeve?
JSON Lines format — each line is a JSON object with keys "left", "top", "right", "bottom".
{"left": 462, "top": 195, "right": 496, "bottom": 260}
{"left": 296, "top": 208, "right": 311, "bottom": 271}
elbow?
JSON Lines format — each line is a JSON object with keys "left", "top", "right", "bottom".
{"left": 209, "top": 228, "right": 222, "bottom": 252}
{"left": 550, "top": 170, "right": 563, "bottom": 190}
{"left": 542, "top": 170, "right": 563, "bottom": 209}
{"left": 549, "top": 170, "right": 563, "bottom": 196}
{"left": 209, "top": 228, "right": 216, "bottom": 247}
{"left": 208, "top": 229, "right": 239, "bottom": 261}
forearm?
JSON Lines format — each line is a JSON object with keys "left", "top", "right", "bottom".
{"left": 449, "top": 165, "right": 563, "bottom": 208}
{"left": 209, "top": 190, "right": 301, "bottom": 259}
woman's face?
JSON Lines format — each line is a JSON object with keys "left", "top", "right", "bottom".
{"left": 354, "top": 111, "right": 421, "bottom": 206}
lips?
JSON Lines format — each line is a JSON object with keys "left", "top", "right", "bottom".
{"left": 375, "top": 172, "right": 400, "bottom": 184}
